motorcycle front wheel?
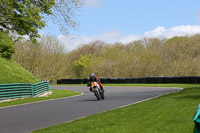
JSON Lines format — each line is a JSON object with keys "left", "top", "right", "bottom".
{"left": 100, "top": 91, "right": 105, "bottom": 99}
{"left": 94, "top": 90, "right": 101, "bottom": 100}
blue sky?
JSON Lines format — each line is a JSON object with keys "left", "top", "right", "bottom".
{"left": 40, "top": 0, "right": 200, "bottom": 51}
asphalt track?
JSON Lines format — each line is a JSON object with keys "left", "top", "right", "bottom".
{"left": 0, "top": 86, "right": 181, "bottom": 133}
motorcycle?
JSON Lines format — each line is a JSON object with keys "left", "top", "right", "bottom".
{"left": 89, "top": 82, "right": 104, "bottom": 100}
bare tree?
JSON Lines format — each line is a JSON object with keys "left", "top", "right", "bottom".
{"left": 50, "top": 0, "right": 84, "bottom": 35}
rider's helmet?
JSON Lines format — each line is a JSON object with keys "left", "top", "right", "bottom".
{"left": 90, "top": 73, "right": 95, "bottom": 81}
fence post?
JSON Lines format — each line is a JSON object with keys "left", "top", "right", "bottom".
{"left": 31, "top": 84, "right": 34, "bottom": 97}
{"left": 47, "top": 82, "right": 50, "bottom": 91}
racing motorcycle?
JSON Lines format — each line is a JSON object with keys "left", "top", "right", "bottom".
{"left": 89, "top": 82, "right": 104, "bottom": 100}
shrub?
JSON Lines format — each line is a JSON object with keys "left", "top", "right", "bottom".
{"left": 0, "top": 31, "right": 15, "bottom": 59}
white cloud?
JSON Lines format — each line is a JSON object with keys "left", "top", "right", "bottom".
{"left": 56, "top": 25, "right": 200, "bottom": 52}
{"left": 92, "top": 30, "right": 142, "bottom": 44}
{"left": 57, "top": 30, "right": 142, "bottom": 52}
{"left": 57, "top": 34, "right": 92, "bottom": 52}
{"left": 84, "top": 0, "right": 103, "bottom": 8}
{"left": 119, "top": 35, "right": 142, "bottom": 44}
{"left": 92, "top": 30, "right": 121, "bottom": 43}
{"left": 144, "top": 25, "right": 200, "bottom": 38}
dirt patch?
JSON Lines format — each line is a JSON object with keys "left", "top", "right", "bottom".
{"left": 38, "top": 91, "right": 53, "bottom": 97}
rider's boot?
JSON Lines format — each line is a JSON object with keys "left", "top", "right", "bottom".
{"left": 89, "top": 87, "right": 93, "bottom": 92}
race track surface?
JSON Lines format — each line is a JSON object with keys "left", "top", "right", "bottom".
{"left": 0, "top": 86, "right": 181, "bottom": 133}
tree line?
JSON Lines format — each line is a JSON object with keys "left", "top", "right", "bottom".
{"left": 13, "top": 34, "right": 200, "bottom": 81}
{"left": 1, "top": 1, "right": 199, "bottom": 83}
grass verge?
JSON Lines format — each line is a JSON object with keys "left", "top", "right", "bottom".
{"left": 0, "top": 89, "right": 81, "bottom": 108}
{"left": 33, "top": 84, "right": 200, "bottom": 133}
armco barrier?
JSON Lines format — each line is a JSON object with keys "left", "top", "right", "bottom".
{"left": 0, "top": 81, "right": 49, "bottom": 100}
{"left": 32, "top": 81, "right": 49, "bottom": 97}
{"left": 57, "top": 76, "right": 200, "bottom": 84}
{"left": 0, "top": 83, "right": 32, "bottom": 100}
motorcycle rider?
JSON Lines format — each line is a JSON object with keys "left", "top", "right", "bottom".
{"left": 87, "top": 73, "right": 104, "bottom": 92}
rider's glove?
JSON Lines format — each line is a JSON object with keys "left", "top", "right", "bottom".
{"left": 87, "top": 83, "right": 91, "bottom": 87}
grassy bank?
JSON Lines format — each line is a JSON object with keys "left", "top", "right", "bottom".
{"left": 0, "top": 57, "right": 82, "bottom": 108}
{"left": 33, "top": 84, "right": 200, "bottom": 133}
{"left": 0, "top": 89, "right": 81, "bottom": 108}
{"left": 0, "top": 57, "right": 40, "bottom": 84}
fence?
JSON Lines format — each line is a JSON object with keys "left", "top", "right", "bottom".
{"left": 32, "top": 81, "right": 49, "bottom": 97}
{"left": 0, "top": 81, "right": 49, "bottom": 100}
{"left": 57, "top": 76, "right": 200, "bottom": 84}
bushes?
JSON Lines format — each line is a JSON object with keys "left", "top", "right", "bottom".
{"left": 0, "top": 31, "right": 15, "bottom": 59}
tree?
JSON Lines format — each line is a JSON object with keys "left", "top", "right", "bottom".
{"left": 0, "top": 0, "right": 54, "bottom": 42}
{"left": 0, "top": 0, "right": 83, "bottom": 42}
{"left": 13, "top": 35, "right": 66, "bottom": 81}
{"left": 73, "top": 54, "right": 93, "bottom": 78}
{"left": 51, "top": 0, "right": 83, "bottom": 34}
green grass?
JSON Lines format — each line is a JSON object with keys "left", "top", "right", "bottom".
{"left": 0, "top": 89, "right": 81, "bottom": 108}
{"left": 0, "top": 57, "right": 40, "bottom": 84}
{"left": 32, "top": 84, "right": 200, "bottom": 133}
